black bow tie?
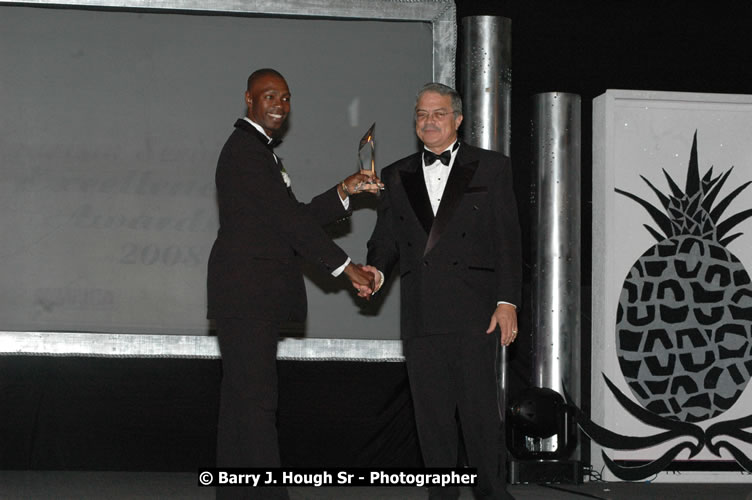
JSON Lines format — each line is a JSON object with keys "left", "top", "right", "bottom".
{"left": 242, "top": 120, "right": 282, "bottom": 151}
{"left": 422, "top": 143, "right": 458, "bottom": 166}
{"left": 423, "top": 149, "right": 452, "bottom": 166}
{"left": 267, "top": 137, "right": 282, "bottom": 150}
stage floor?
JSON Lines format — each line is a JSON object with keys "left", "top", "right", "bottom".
{"left": 1, "top": 471, "right": 750, "bottom": 500}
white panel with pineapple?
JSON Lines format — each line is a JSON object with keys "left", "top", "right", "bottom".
{"left": 592, "top": 89, "right": 752, "bottom": 483}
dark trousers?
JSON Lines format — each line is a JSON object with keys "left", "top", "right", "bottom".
{"left": 404, "top": 331, "right": 514, "bottom": 500}
{"left": 215, "top": 318, "right": 289, "bottom": 500}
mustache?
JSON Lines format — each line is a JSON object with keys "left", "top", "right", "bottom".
{"left": 421, "top": 125, "right": 441, "bottom": 133}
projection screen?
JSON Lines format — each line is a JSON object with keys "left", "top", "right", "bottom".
{"left": 0, "top": 0, "right": 456, "bottom": 356}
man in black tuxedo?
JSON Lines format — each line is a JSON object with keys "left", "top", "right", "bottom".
{"left": 207, "top": 68, "right": 377, "bottom": 499}
{"left": 364, "top": 82, "right": 521, "bottom": 499}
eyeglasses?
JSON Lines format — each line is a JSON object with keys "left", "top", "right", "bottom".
{"left": 415, "top": 110, "right": 454, "bottom": 122}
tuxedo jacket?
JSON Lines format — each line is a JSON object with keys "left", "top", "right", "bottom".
{"left": 367, "top": 143, "right": 522, "bottom": 338}
{"left": 207, "top": 119, "right": 349, "bottom": 322}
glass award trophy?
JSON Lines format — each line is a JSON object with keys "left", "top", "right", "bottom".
{"left": 357, "top": 123, "right": 383, "bottom": 191}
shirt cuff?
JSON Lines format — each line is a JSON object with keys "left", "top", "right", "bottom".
{"left": 373, "top": 270, "right": 385, "bottom": 294}
{"left": 332, "top": 257, "right": 351, "bottom": 277}
{"left": 497, "top": 301, "right": 517, "bottom": 309}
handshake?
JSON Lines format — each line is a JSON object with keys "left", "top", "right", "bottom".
{"left": 343, "top": 262, "right": 382, "bottom": 300}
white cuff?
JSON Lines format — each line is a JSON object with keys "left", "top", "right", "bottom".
{"left": 372, "top": 270, "right": 385, "bottom": 294}
{"left": 332, "top": 257, "right": 351, "bottom": 277}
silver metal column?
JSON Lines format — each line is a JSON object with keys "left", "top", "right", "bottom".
{"left": 530, "top": 92, "right": 581, "bottom": 454}
{"left": 460, "top": 16, "right": 512, "bottom": 156}
{"left": 459, "top": 15, "right": 513, "bottom": 417}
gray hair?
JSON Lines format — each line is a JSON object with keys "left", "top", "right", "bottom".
{"left": 415, "top": 82, "right": 463, "bottom": 116}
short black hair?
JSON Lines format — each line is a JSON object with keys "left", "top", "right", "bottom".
{"left": 247, "top": 68, "right": 286, "bottom": 92}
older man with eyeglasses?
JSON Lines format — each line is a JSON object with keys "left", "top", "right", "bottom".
{"left": 362, "top": 82, "right": 522, "bottom": 500}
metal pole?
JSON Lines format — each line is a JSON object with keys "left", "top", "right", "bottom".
{"left": 459, "top": 14, "right": 512, "bottom": 425}
{"left": 460, "top": 16, "right": 512, "bottom": 156}
{"left": 530, "top": 92, "right": 581, "bottom": 455}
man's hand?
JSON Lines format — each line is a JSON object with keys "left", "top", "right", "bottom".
{"left": 358, "top": 265, "right": 383, "bottom": 298}
{"left": 343, "top": 262, "right": 375, "bottom": 299}
{"left": 486, "top": 303, "right": 518, "bottom": 346}
{"left": 338, "top": 170, "right": 384, "bottom": 199}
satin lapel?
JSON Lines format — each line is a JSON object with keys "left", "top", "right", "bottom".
{"left": 234, "top": 118, "right": 272, "bottom": 147}
{"left": 399, "top": 156, "right": 434, "bottom": 236}
{"left": 235, "top": 119, "right": 290, "bottom": 194}
{"left": 277, "top": 158, "right": 295, "bottom": 199}
{"left": 424, "top": 148, "right": 479, "bottom": 256}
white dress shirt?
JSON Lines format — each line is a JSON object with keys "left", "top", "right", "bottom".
{"left": 422, "top": 141, "right": 460, "bottom": 215}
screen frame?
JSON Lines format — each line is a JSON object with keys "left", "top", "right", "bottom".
{"left": 0, "top": 0, "right": 456, "bottom": 85}
{"left": 0, "top": 0, "right": 456, "bottom": 358}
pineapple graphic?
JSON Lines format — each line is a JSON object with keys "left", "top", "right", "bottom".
{"left": 615, "top": 132, "right": 752, "bottom": 423}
